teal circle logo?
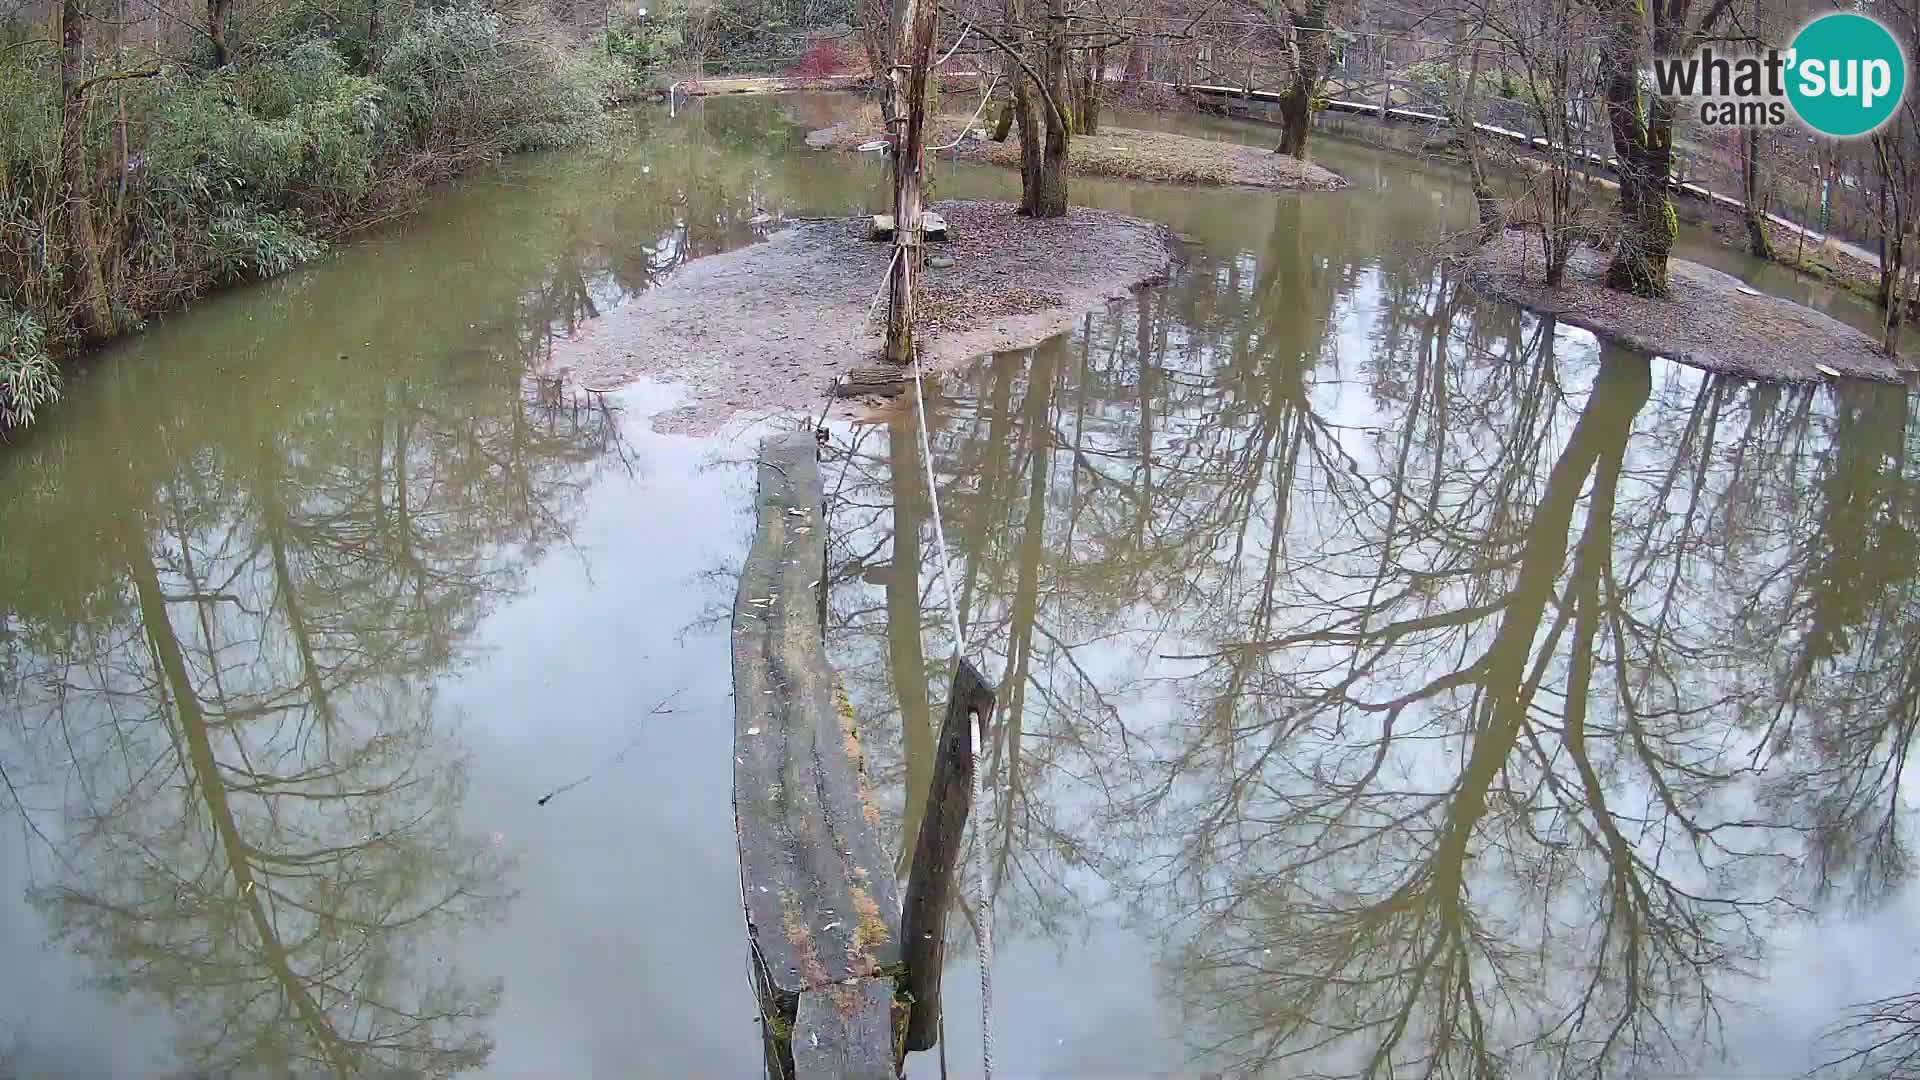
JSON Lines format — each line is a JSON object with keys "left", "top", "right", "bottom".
{"left": 1786, "top": 13, "right": 1907, "bottom": 137}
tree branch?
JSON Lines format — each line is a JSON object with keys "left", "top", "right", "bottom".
{"left": 938, "top": 3, "right": 1069, "bottom": 130}
{"left": 75, "top": 65, "right": 163, "bottom": 98}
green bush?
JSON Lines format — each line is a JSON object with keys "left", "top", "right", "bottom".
{"left": 207, "top": 207, "right": 328, "bottom": 282}
{"left": 376, "top": 5, "right": 618, "bottom": 150}
{"left": 0, "top": 305, "right": 57, "bottom": 430}
{"left": 0, "top": 0, "right": 622, "bottom": 433}
{"left": 606, "top": 10, "right": 682, "bottom": 90}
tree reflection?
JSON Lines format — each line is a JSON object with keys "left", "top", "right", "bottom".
{"left": 2, "top": 336, "right": 623, "bottom": 1074}
{"left": 828, "top": 224, "right": 1920, "bottom": 1076}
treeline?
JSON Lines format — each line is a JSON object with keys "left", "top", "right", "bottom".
{"left": 0, "top": 0, "right": 649, "bottom": 432}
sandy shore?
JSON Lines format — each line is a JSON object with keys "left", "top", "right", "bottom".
{"left": 807, "top": 118, "right": 1347, "bottom": 191}
{"left": 551, "top": 200, "right": 1177, "bottom": 432}
{"left": 1467, "top": 230, "right": 1911, "bottom": 384}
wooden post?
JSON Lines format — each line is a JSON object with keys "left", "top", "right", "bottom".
{"left": 899, "top": 658, "right": 997, "bottom": 1052}
{"left": 884, "top": 0, "right": 938, "bottom": 364}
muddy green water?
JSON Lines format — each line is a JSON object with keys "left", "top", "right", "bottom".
{"left": 3, "top": 95, "right": 1917, "bottom": 1079}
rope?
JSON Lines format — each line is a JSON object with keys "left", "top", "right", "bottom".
{"left": 935, "top": 23, "right": 973, "bottom": 69}
{"left": 929, "top": 73, "right": 1001, "bottom": 153}
{"left": 906, "top": 347, "right": 994, "bottom": 1080}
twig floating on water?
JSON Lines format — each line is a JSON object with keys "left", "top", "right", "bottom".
{"left": 536, "top": 688, "right": 684, "bottom": 807}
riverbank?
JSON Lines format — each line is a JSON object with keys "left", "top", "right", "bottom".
{"left": 1169, "top": 87, "right": 1913, "bottom": 319}
{"left": 807, "top": 110, "right": 1346, "bottom": 191}
{"left": 0, "top": 9, "right": 626, "bottom": 434}
{"left": 552, "top": 199, "right": 1177, "bottom": 432}
{"left": 1466, "top": 230, "right": 1908, "bottom": 383}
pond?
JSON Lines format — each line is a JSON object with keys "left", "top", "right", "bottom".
{"left": 2, "top": 93, "right": 1916, "bottom": 1079}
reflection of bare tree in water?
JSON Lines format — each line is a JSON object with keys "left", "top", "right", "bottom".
{"left": 1746, "top": 386, "right": 1920, "bottom": 907}
{"left": 825, "top": 204, "right": 1920, "bottom": 1077}
{"left": 1137, "top": 332, "right": 1920, "bottom": 1077}
{"left": 2, "top": 366, "right": 623, "bottom": 1075}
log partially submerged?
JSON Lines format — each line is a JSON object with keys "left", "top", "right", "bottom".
{"left": 734, "top": 432, "right": 905, "bottom": 1080}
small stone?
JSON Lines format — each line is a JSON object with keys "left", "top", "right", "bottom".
{"left": 926, "top": 254, "right": 956, "bottom": 270}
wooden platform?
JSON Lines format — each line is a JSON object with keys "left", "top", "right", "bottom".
{"left": 733, "top": 432, "right": 904, "bottom": 1080}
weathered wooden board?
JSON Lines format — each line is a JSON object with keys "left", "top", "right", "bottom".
{"left": 734, "top": 432, "right": 903, "bottom": 1079}
{"left": 792, "top": 980, "right": 899, "bottom": 1080}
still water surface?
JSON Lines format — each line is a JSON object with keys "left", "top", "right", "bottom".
{"left": 2, "top": 94, "right": 1916, "bottom": 1078}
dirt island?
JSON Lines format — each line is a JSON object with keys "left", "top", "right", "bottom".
{"left": 552, "top": 200, "right": 1179, "bottom": 431}
{"left": 1468, "top": 230, "right": 1912, "bottom": 384}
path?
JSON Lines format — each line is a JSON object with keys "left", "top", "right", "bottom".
{"left": 1185, "top": 83, "right": 1888, "bottom": 276}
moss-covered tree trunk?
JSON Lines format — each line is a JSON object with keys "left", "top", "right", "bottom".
{"left": 59, "top": 0, "right": 113, "bottom": 340}
{"left": 1742, "top": 128, "right": 1773, "bottom": 259}
{"left": 209, "top": 0, "right": 232, "bottom": 66}
{"left": 1597, "top": 0, "right": 1675, "bottom": 297}
{"left": 1273, "top": 0, "right": 1331, "bottom": 159}
{"left": 1275, "top": 89, "right": 1312, "bottom": 156}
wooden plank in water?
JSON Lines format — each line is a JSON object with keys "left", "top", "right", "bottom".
{"left": 733, "top": 432, "right": 903, "bottom": 1079}
{"left": 793, "top": 981, "right": 899, "bottom": 1080}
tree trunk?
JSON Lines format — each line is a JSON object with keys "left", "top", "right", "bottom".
{"left": 990, "top": 96, "right": 1013, "bottom": 141}
{"left": 1871, "top": 133, "right": 1911, "bottom": 327}
{"left": 884, "top": 0, "right": 937, "bottom": 363}
{"left": 1272, "top": 0, "right": 1331, "bottom": 158}
{"left": 1455, "top": 42, "right": 1498, "bottom": 242}
{"left": 1742, "top": 127, "right": 1773, "bottom": 259}
{"left": 1004, "top": 0, "right": 1043, "bottom": 213}
{"left": 1275, "top": 89, "right": 1311, "bottom": 156}
{"left": 208, "top": 0, "right": 231, "bottom": 66}
{"left": 366, "top": 0, "right": 382, "bottom": 72}
{"left": 1032, "top": 0, "right": 1070, "bottom": 218}
{"left": 59, "top": 0, "right": 113, "bottom": 340}
{"left": 1081, "top": 45, "right": 1104, "bottom": 134}
{"left": 1598, "top": 4, "right": 1674, "bottom": 297}
{"left": 857, "top": 0, "right": 894, "bottom": 125}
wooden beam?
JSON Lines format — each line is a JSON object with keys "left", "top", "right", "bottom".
{"left": 733, "top": 433, "right": 904, "bottom": 1080}
{"left": 899, "top": 658, "right": 997, "bottom": 1051}
{"left": 794, "top": 981, "right": 900, "bottom": 1080}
